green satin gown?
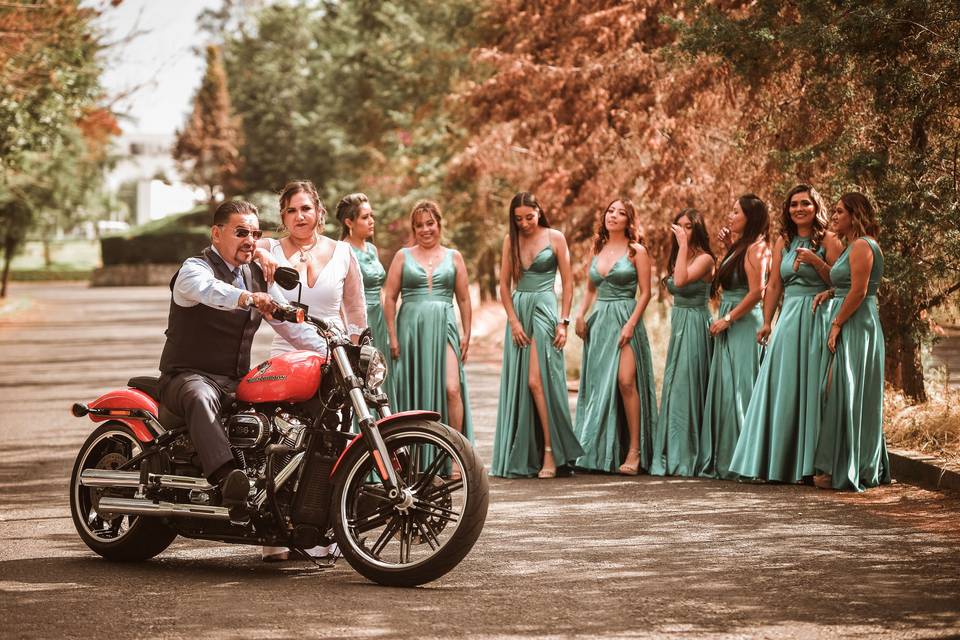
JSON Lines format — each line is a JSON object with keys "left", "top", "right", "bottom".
{"left": 351, "top": 241, "right": 394, "bottom": 401}
{"left": 729, "top": 236, "right": 830, "bottom": 482}
{"left": 393, "top": 248, "right": 473, "bottom": 441}
{"left": 649, "top": 277, "right": 712, "bottom": 477}
{"left": 696, "top": 266, "right": 764, "bottom": 479}
{"left": 491, "top": 246, "right": 584, "bottom": 477}
{"left": 574, "top": 253, "right": 658, "bottom": 472}
{"left": 815, "top": 238, "right": 890, "bottom": 491}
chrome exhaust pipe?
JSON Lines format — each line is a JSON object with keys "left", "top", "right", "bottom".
{"left": 97, "top": 496, "right": 230, "bottom": 520}
{"left": 80, "top": 469, "right": 213, "bottom": 491}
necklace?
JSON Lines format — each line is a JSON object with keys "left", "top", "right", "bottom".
{"left": 291, "top": 236, "right": 318, "bottom": 263}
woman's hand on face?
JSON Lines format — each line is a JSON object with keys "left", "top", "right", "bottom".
{"left": 553, "top": 323, "right": 567, "bottom": 349}
{"left": 254, "top": 248, "right": 278, "bottom": 283}
{"left": 671, "top": 224, "right": 687, "bottom": 246}
{"left": 511, "top": 320, "right": 531, "bottom": 347}
{"left": 709, "top": 318, "right": 731, "bottom": 336}
{"left": 756, "top": 323, "right": 771, "bottom": 345}
{"left": 812, "top": 289, "right": 833, "bottom": 312}
{"left": 717, "top": 227, "right": 732, "bottom": 250}
{"left": 574, "top": 316, "right": 587, "bottom": 340}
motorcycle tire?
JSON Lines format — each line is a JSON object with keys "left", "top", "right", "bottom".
{"left": 70, "top": 422, "right": 177, "bottom": 562}
{"left": 331, "top": 419, "right": 489, "bottom": 587}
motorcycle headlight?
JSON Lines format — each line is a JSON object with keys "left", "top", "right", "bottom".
{"left": 359, "top": 345, "right": 387, "bottom": 390}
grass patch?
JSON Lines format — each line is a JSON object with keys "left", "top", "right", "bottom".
{"left": 885, "top": 385, "right": 960, "bottom": 465}
{"left": 11, "top": 239, "right": 101, "bottom": 271}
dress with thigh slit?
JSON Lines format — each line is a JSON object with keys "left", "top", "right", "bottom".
{"left": 573, "top": 253, "right": 658, "bottom": 473}
{"left": 491, "top": 246, "right": 583, "bottom": 477}
{"left": 392, "top": 248, "right": 474, "bottom": 441}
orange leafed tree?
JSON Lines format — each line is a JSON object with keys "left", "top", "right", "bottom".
{"left": 174, "top": 44, "right": 243, "bottom": 206}
{"left": 450, "top": 0, "right": 778, "bottom": 280}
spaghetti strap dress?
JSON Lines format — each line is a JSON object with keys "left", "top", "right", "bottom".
{"left": 351, "top": 241, "right": 394, "bottom": 401}
{"left": 574, "top": 254, "right": 657, "bottom": 473}
{"left": 491, "top": 245, "right": 583, "bottom": 477}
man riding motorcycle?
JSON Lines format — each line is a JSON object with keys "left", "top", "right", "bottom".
{"left": 158, "top": 199, "right": 327, "bottom": 517}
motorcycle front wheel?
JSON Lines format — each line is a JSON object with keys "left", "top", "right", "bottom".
{"left": 332, "top": 419, "right": 489, "bottom": 587}
{"left": 69, "top": 422, "right": 177, "bottom": 561}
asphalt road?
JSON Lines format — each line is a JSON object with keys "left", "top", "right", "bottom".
{"left": 1, "top": 282, "right": 959, "bottom": 639}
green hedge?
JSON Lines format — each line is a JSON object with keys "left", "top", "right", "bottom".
{"left": 100, "top": 206, "right": 282, "bottom": 266}
{"left": 101, "top": 231, "right": 210, "bottom": 266}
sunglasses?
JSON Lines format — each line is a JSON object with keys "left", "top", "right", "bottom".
{"left": 218, "top": 224, "right": 263, "bottom": 240}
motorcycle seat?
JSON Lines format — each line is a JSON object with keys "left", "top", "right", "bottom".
{"left": 127, "top": 376, "right": 185, "bottom": 429}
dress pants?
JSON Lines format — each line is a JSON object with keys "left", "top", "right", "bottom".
{"left": 159, "top": 371, "right": 237, "bottom": 479}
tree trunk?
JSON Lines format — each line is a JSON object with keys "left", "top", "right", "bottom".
{"left": 43, "top": 238, "right": 52, "bottom": 268}
{"left": 1, "top": 230, "right": 14, "bottom": 298}
{"left": 885, "top": 330, "right": 926, "bottom": 403}
{"left": 477, "top": 247, "right": 499, "bottom": 302}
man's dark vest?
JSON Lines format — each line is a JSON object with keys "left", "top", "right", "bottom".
{"left": 159, "top": 247, "right": 268, "bottom": 379}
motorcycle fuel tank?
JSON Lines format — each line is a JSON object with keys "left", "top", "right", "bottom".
{"left": 236, "top": 350, "right": 327, "bottom": 404}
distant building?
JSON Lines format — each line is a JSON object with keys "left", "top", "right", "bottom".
{"left": 106, "top": 133, "right": 205, "bottom": 226}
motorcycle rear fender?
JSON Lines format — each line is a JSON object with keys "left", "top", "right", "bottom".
{"left": 329, "top": 410, "right": 442, "bottom": 478}
{"left": 84, "top": 388, "right": 159, "bottom": 443}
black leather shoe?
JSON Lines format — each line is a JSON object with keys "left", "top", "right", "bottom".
{"left": 220, "top": 469, "right": 250, "bottom": 507}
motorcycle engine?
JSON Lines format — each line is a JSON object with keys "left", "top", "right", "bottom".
{"left": 225, "top": 412, "right": 271, "bottom": 448}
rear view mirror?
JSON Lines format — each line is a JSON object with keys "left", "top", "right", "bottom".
{"left": 274, "top": 266, "right": 300, "bottom": 291}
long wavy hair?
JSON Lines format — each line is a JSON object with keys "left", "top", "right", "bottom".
{"left": 780, "top": 183, "right": 828, "bottom": 249}
{"left": 667, "top": 208, "right": 715, "bottom": 275}
{"left": 507, "top": 191, "right": 550, "bottom": 283}
{"left": 838, "top": 192, "right": 880, "bottom": 239}
{"left": 593, "top": 198, "right": 640, "bottom": 258}
{"left": 716, "top": 194, "right": 770, "bottom": 291}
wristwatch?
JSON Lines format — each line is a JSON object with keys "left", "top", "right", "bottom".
{"left": 560, "top": 317, "right": 571, "bottom": 326}
{"left": 723, "top": 313, "right": 732, "bottom": 324}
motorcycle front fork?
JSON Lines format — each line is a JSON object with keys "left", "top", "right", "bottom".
{"left": 332, "top": 348, "right": 402, "bottom": 500}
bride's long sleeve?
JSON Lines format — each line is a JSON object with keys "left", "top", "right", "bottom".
{"left": 341, "top": 245, "right": 368, "bottom": 339}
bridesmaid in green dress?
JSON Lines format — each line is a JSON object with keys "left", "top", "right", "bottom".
{"left": 336, "top": 192, "right": 394, "bottom": 401}
{"left": 574, "top": 198, "right": 657, "bottom": 475}
{"left": 729, "top": 184, "right": 843, "bottom": 483}
{"left": 812, "top": 192, "right": 890, "bottom": 491}
{"left": 491, "top": 192, "right": 583, "bottom": 478}
{"left": 696, "top": 195, "right": 770, "bottom": 479}
{"left": 649, "top": 208, "right": 716, "bottom": 477}
{"left": 383, "top": 201, "right": 474, "bottom": 460}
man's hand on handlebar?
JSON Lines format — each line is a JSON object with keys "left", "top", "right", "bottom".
{"left": 242, "top": 292, "right": 278, "bottom": 319}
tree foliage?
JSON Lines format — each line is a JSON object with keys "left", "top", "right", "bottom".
{"left": 0, "top": 0, "right": 117, "bottom": 297}
{"left": 675, "top": 0, "right": 960, "bottom": 401}
{"left": 174, "top": 44, "right": 243, "bottom": 205}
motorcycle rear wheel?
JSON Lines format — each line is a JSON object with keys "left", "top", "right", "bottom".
{"left": 332, "top": 419, "right": 489, "bottom": 587}
{"left": 69, "top": 422, "right": 177, "bottom": 561}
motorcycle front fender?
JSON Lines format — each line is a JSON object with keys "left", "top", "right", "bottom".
{"left": 84, "top": 388, "right": 159, "bottom": 443}
{"left": 329, "top": 410, "right": 441, "bottom": 478}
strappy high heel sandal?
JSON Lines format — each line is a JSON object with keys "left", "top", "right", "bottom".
{"left": 538, "top": 446, "right": 557, "bottom": 479}
{"left": 619, "top": 448, "right": 641, "bottom": 476}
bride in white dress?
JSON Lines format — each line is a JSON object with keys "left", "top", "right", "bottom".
{"left": 255, "top": 180, "right": 367, "bottom": 562}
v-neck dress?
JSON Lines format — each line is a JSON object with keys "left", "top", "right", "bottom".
{"left": 266, "top": 238, "right": 366, "bottom": 356}
{"left": 573, "top": 253, "right": 658, "bottom": 473}
{"left": 491, "top": 245, "right": 584, "bottom": 477}
{"left": 729, "top": 235, "right": 830, "bottom": 482}
{"left": 696, "top": 258, "right": 764, "bottom": 479}
{"left": 392, "top": 248, "right": 473, "bottom": 441}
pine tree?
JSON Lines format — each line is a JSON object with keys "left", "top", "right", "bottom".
{"left": 174, "top": 45, "right": 243, "bottom": 206}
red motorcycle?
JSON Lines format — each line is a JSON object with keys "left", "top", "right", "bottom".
{"left": 68, "top": 268, "right": 488, "bottom": 587}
